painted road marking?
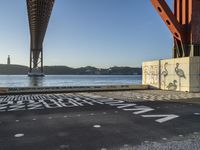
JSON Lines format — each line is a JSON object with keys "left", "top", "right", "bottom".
{"left": 141, "top": 114, "right": 179, "bottom": 123}
{"left": 194, "top": 113, "right": 200, "bottom": 115}
{"left": 162, "top": 137, "right": 167, "bottom": 140}
{"left": 0, "top": 94, "right": 181, "bottom": 123}
{"left": 123, "top": 106, "right": 154, "bottom": 114}
{"left": 93, "top": 125, "right": 101, "bottom": 128}
{"left": 60, "top": 145, "right": 69, "bottom": 149}
{"left": 193, "top": 132, "right": 198, "bottom": 135}
{"left": 14, "top": 133, "right": 24, "bottom": 138}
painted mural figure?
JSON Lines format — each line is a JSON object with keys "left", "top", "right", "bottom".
{"left": 167, "top": 80, "right": 177, "bottom": 91}
{"left": 143, "top": 66, "right": 149, "bottom": 84}
{"left": 153, "top": 66, "right": 159, "bottom": 85}
{"left": 161, "top": 62, "right": 168, "bottom": 77}
{"left": 175, "top": 63, "right": 186, "bottom": 91}
{"left": 161, "top": 62, "right": 168, "bottom": 89}
{"left": 175, "top": 63, "right": 186, "bottom": 79}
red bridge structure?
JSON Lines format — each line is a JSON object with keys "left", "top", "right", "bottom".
{"left": 27, "top": 0, "right": 55, "bottom": 76}
{"left": 151, "top": 0, "right": 200, "bottom": 58}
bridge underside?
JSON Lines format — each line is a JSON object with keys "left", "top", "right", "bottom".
{"left": 27, "top": 0, "right": 55, "bottom": 76}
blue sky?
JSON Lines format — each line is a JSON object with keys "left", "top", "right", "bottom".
{"left": 0, "top": 0, "right": 173, "bottom": 68}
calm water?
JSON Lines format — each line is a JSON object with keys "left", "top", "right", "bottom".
{"left": 0, "top": 75, "right": 142, "bottom": 87}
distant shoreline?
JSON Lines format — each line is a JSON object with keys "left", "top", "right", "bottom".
{"left": 0, "top": 64, "right": 142, "bottom": 75}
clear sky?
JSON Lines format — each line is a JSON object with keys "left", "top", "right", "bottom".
{"left": 0, "top": 0, "right": 173, "bottom": 68}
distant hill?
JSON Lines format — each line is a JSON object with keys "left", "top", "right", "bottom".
{"left": 0, "top": 64, "right": 29, "bottom": 75}
{"left": 0, "top": 64, "right": 142, "bottom": 75}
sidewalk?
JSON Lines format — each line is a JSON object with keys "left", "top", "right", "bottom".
{"left": 83, "top": 90, "right": 200, "bottom": 104}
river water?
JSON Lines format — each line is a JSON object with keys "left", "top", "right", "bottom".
{"left": 0, "top": 75, "right": 142, "bottom": 87}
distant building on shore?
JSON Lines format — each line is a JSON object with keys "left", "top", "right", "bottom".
{"left": 7, "top": 55, "right": 10, "bottom": 65}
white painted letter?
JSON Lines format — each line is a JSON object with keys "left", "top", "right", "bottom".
{"left": 124, "top": 106, "right": 154, "bottom": 114}
{"left": 141, "top": 114, "right": 179, "bottom": 123}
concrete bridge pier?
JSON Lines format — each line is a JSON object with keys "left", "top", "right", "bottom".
{"left": 28, "top": 50, "right": 44, "bottom": 77}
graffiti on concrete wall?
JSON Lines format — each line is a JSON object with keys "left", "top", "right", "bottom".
{"left": 143, "top": 65, "right": 159, "bottom": 87}
{"left": 143, "top": 61, "right": 187, "bottom": 91}
{"left": 166, "top": 80, "right": 177, "bottom": 90}
{"left": 175, "top": 63, "right": 186, "bottom": 91}
{"left": 161, "top": 62, "right": 168, "bottom": 89}
{"left": 162, "top": 62, "right": 186, "bottom": 91}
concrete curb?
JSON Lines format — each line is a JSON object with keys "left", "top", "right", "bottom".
{"left": 0, "top": 84, "right": 149, "bottom": 95}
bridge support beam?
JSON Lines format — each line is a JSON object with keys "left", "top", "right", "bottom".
{"left": 150, "top": 0, "right": 200, "bottom": 58}
{"left": 142, "top": 0, "right": 200, "bottom": 92}
{"left": 29, "top": 51, "right": 44, "bottom": 77}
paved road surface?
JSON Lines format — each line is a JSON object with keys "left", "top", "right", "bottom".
{"left": 0, "top": 93, "right": 200, "bottom": 150}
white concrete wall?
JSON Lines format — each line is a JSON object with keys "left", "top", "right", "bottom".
{"left": 190, "top": 57, "right": 200, "bottom": 92}
{"left": 142, "top": 57, "right": 200, "bottom": 92}
{"left": 142, "top": 60, "right": 160, "bottom": 89}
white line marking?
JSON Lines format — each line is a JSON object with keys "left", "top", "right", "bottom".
{"left": 162, "top": 137, "right": 167, "bottom": 140}
{"left": 14, "top": 133, "right": 24, "bottom": 138}
{"left": 60, "top": 145, "right": 69, "bottom": 149}
{"left": 141, "top": 114, "right": 179, "bottom": 123}
{"left": 194, "top": 113, "right": 200, "bottom": 116}
{"left": 93, "top": 125, "right": 101, "bottom": 128}
{"left": 117, "top": 104, "right": 136, "bottom": 109}
{"left": 124, "top": 106, "right": 154, "bottom": 115}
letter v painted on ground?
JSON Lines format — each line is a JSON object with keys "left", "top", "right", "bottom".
{"left": 141, "top": 114, "right": 179, "bottom": 123}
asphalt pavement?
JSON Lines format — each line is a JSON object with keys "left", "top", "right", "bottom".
{"left": 0, "top": 93, "right": 200, "bottom": 150}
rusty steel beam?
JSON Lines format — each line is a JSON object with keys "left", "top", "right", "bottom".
{"left": 27, "top": 0, "right": 55, "bottom": 74}
{"left": 150, "top": 0, "right": 185, "bottom": 41}
{"left": 151, "top": 0, "right": 200, "bottom": 57}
